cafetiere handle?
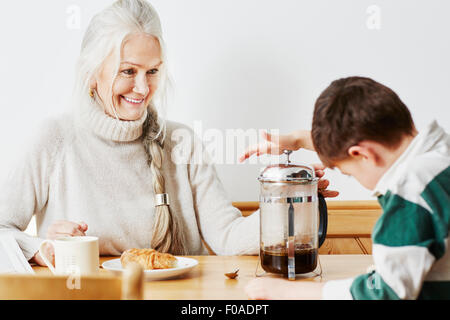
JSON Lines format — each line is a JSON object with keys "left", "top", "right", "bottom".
{"left": 318, "top": 193, "right": 328, "bottom": 247}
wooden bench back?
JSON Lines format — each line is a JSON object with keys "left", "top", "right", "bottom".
{"left": 0, "top": 264, "right": 143, "bottom": 300}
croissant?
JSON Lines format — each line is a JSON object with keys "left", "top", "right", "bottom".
{"left": 120, "top": 248, "right": 177, "bottom": 270}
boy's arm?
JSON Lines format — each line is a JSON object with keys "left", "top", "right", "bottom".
{"left": 321, "top": 278, "right": 355, "bottom": 299}
{"left": 245, "top": 278, "right": 326, "bottom": 300}
{"left": 347, "top": 191, "right": 446, "bottom": 300}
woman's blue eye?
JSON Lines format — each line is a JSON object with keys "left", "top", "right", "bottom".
{"left": 147, "top": 69, "right": 159, "bottom": 75}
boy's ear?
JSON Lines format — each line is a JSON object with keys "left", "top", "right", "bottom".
{"left": 348, "top": 143, "right": 382, "bottom": 166}
{"left": 348, "top": 145, "right": 366, "bottom": 159}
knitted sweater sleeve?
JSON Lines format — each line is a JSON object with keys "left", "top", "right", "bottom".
{"left": 172, "top": 124, "right": 260, "bottom": 256}
{"left": 189, "top": 161, "right": 260, "bottom": 255}
{"left": 0, "top": 118, "right": 61, "bottom": 260}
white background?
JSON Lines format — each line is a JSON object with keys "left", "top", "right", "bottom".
{"left": 0, "top": 0, "right": 449, "bottom": 209}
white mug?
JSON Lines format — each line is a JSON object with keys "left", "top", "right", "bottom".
{"left": 38, "top": 236, "right": 99, "bottom": 276}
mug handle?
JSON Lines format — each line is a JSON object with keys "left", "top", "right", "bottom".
{"left": 38, "top": 240, "right": 56, "bottom": 274}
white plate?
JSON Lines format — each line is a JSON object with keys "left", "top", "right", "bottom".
{"left": 102, "top": 257, "right": 198, "bottom": 280}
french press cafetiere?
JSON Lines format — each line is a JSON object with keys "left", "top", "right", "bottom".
{"left": 258, "top": 150, "right": 328, "bottom": 280}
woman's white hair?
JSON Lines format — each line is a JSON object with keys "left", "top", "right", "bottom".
{"left": 73, "top": 0, "right": 187, "bottom": 254}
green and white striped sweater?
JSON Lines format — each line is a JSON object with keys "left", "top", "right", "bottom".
{"left": 323, "top": 121, "right": 450, "bottom": 300}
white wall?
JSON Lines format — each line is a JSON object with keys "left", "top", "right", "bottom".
{"left": 1, "top": 0, "right": 449, "bottom": 210}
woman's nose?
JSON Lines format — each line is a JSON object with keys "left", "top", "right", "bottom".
{"left": 133, "top": 75, "right": 150, "bottom": 96}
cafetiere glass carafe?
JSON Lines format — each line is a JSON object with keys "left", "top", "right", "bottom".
{"left": 258, "top": 150, "right": 328, "bottom": 280}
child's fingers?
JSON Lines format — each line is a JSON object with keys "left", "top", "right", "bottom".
{"left": 238, "top": 146, "right": 258, "bottom": 162}
{"left": 311, "top": 163, "right": 326, "bottom": 171}
{"left": 239, "top": 143, "right": 274, "bottom": 162}
{"left": 240, "top": 130, "right": 286, "bottom": 162}
{"left": 244, "top": 279, "right": 269, "bottom": 300}
{"left": 318, "top": 179, "right": 339, "bottom": 198}
{"left": 315, "top": 170, "right": 324, "bottom": 178}
{"left": 318, "top": 179, "right": 330, "bottom": 190}
{"left": 321, "top": 190, "right": 339, "bottom": 198}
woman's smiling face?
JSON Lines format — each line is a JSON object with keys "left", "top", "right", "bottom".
{"left": 92, "top": 33, "right": 162, "bottom": 121}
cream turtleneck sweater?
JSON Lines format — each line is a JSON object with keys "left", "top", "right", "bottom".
{"left": 0, "top": 101, "right": 260, "bottom": 260}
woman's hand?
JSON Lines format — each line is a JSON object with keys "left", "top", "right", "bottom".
{"left": 239, "top": 130, "right": 314, "bottom": 163}
{"left": 46, "top": 220, "right": 88, "bottom": 240}
{"left": 30, "top": 242, "right": 55, "bottom": 267}
{"left": 30, "top": 220, "right": 89, "bottom": 267}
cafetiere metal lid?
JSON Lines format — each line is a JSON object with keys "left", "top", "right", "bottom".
{"left": 257, "top": 150, "right": 317, "bottom": 183}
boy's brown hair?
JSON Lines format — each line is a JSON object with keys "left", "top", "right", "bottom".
{"left": 311, "top": 76, "right": 415, "bottom": 167}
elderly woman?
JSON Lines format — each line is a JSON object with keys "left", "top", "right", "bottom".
{"left": 0, "top": 0, "right": 335, "bottom": 266}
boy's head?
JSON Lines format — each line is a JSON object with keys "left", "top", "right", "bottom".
{"left": 311, "top": 76, "right": 417, "bottom": 190}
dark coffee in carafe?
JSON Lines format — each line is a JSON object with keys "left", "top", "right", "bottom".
{"left": 260, "top": 244, "right": 318, "bottom": 275}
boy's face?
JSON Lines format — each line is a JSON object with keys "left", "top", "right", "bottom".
{"left": 327, "top": 133, "right": 418, "bottom": 192}
{"left": 334, "top": 157, "right": 383, "bottom": 191}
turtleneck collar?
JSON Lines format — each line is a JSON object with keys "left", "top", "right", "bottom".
{"left": 78, "top": 98, "right": 148, "bottom": 142}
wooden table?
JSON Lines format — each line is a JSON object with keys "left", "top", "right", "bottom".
{"left": 33, "top": 255, "right": 373, "bottom": 300}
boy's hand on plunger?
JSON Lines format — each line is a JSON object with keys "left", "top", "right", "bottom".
{"left": 238, "top": 130, "right": 313, "bottom": 163}
{"left": 239, "top": 131, "right": 340, "bottom": 198}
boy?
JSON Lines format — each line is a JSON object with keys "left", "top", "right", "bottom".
{"left": 242, "top": 76, "right": 450, "bottom": 299}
